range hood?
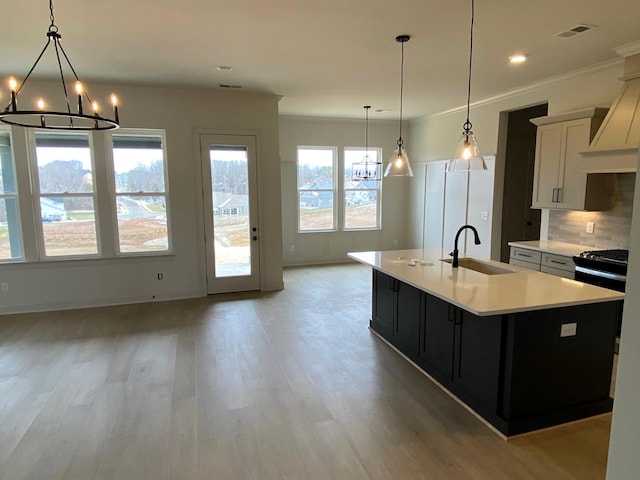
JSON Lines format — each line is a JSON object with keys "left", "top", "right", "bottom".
{"left": 581, "top": 41, "right": 640, "bottom": 173}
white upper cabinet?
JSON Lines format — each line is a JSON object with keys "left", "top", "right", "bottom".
{"left": 531, "top": 108, "right": 610, "bottom": 210}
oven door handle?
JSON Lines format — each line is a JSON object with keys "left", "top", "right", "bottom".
{"left": 575, "top": 265, "right": 627, "bottom": 282}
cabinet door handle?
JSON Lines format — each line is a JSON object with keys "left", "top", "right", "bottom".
{"left": 556, "top": 188, "right": 563, "bottom": 203}
{"left": 448, "top": 304, "right": 456, "bottom": 322}
{"left": 551, "top": 187, "right": 558, "bottom": 202}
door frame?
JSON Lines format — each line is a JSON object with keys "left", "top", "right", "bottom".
{"left": 194, "top": 129, "right": 264, "bottom": 295}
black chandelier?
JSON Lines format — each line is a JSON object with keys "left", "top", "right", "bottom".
{"left": 351, "top": 106, "right": 381, "bottom": 182}
{"left": 0, "top": 0, "right": 120, "bottom": 131}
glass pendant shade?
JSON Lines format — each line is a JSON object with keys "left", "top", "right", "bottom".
{"left": 449, "top": 0, "right": 486, "bottom": 173}
{"left": 448, "top": 130, "right": 486, "bottom": 172}
{"left": 384, "top": 144, "right": 413, "bottom": 177}
{"left": 385, "top": 35, "right": 413, "bottom": 178}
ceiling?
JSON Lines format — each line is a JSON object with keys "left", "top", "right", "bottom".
{"left": 2, "top": 0, "right": 640, "bottom": 120}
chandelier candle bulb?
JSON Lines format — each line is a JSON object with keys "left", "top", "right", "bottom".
{"left": 8, "top": 77, "right": 17, "bottom": 111}
{"left": 92, "top": 101, "right": 99, "bottom": 116}
{"left": 111, "top": 94, "right": 119, "bottom": 123}
{"left": 75, "top": 81, "right": 83, "bottom": 115}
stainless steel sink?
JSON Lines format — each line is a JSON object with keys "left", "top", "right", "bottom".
{"left": 440, "top": 258, "right": 517, "bottom": 275}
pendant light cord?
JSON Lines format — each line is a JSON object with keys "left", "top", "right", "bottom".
{"left": 364, "top": 106, "right": 369, "bottom": 157}
{"left": 464, "top": 0, "right": 475, "bottom": 133}
{"left": 398, "top": 39, "right": 405, "bottom": 145}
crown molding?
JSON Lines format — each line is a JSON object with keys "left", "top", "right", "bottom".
{"left": 429, "top": 57, "right": 624, "bottom": 119}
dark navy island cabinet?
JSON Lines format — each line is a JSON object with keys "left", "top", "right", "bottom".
{"left": 369, "top": 269, "right": 620, "bottom": 436}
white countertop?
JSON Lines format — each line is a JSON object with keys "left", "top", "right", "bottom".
{"left": 349, "top": 249, "right": 624, "bottom": 316}
{"left": 507, "top": 240, "right": 588, "bottom": 257}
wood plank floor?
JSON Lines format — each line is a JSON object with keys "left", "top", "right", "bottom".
{"left": 0, "top": 263, "right": 612, "bottom": 479}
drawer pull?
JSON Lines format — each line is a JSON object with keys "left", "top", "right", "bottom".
{"left": 550, "top": 259, "right": 568, "bottom": 265}
{"left": 518, "top": 253, "right": 533, "bottom": 258}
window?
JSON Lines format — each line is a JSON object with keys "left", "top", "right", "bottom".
{"left": 110, "top": 132, "right": 170, "bottom": 253}
{"left": 297, "top": 147, "right": 336, "bottom": 231}
{"left": 344, "top": 148, "right": 381, "bottom": 229}
{"left": 0, "top": 130, "right": 23, "bottom": 261}
{"left": 33, "top": 132, "right": 98, "bottom": 257}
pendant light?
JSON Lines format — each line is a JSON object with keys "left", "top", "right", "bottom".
{"left": 351, "top": 106, "right": 382, "bottom": 181}
{"left": 0, "top": 0, "right": 120, "bottom": 131}
{"left": 385, "top": 35, "right": 413, "bottom": 177}
{"left": 448, "top": 0, "right": 486, "bottom": 172}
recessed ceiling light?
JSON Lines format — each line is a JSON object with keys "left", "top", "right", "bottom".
{"left": 509, "top": 54, "right": 527, "bottom": 64}
{"left": 217, "top": 65, "right": 233, "bottom": 72}
{"left": 375, "top": 108, "right": 391, "bottom": 113}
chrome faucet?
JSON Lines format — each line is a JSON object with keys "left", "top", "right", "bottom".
{"left": 450, "top": 225, "right": 481, "bottom": 268}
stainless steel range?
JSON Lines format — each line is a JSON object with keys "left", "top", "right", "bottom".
{"left": 573, "top": 249, "right": 627, "bottom": 342}
{"left": 573, "top": 249, "right": 628, "bottom": 292}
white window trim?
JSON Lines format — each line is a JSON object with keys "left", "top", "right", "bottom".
{"left": 342, "top": 146, "right": 382, "bottom": 231}
{"left": 0, "top": 127, "right": 25, "bottom": 262}
{"left": 296, "top": 145, "right": 337, "bottom": 233}
{"left": 105, "top": 128, "right": 173, "bottom": 256}
{"left": 27, "top": 129, "right": 102, "bottom": 260}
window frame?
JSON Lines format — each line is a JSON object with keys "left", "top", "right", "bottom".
{"left": 0, "top": 127, "right": 24, "bottom": 262}
{"left": 106, "top": 128, "right": 172, "bottom": 256}
{"left": 342, "top": 146, "right": 382, "bottom": 231}
{"left": 296, "top": 145, "right": 338, "bottom": 233}
{"left": 28, "top": 129, "right": 102, "bottom": 260}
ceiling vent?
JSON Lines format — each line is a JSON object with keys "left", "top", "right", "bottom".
{"left": 218, "top": 84, "right": 242, "bottom": 89}
{"left": 556, "top": 24, "right": 596, "bottom": 38}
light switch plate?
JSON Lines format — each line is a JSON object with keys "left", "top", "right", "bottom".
{"left": 561, "top": 323, "right": 578, "bottom": 337}
{"left": 586, "top": 221, "right": 595, "bottom": 234}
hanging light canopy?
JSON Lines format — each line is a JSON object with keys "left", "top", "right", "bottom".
{"left": 385, "top": 34, "right": 413, "bottom": 177}
{"left": 0, "top": 0, "right": 120, "bottom": 131}
{"left": 351, "top": 106, "right": 382, "bottom": 182}
{"left": 448, "top": 0, "right": 486, "bottom": 172}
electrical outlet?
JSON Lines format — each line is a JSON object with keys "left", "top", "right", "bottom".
{"left": 1, "top": 282, "right": 8, "bottom": 293}
{"left": 157, "top": 273, "right": 164, "bottom": 280}
{"left": 481, "top": 211, "right": 489, "bottom": 220}
{"left": 289, "top": 245, "right": 295, "bottom": 253}
{"left": 586, "top": 222, "right": 595, "bottom": 234}
{"left": 561, "top": 323, "right": 578, "bottom": 337}
{"left": 393, "top": 239, "right": 399, "bottom": 247}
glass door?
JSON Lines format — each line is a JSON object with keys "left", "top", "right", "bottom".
{"left": 200, "top": 134, "right": 260, "bottom": 293}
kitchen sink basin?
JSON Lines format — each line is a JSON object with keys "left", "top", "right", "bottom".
{"left": 440, "top": 258, "right": 517, "bottom": 275}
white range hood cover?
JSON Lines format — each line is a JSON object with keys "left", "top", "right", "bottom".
{"left": 582, "top": 41, "right": 640, "bottom": 173}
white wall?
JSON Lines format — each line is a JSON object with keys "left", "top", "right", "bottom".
{"left": 279, "top": 116, "right": 410, "bottom": 265}
{"left": 0, "top": 80, "right": 283, "bottom": 314}
{"left": 407, "top": 60, "right": 624, "bottom": 252}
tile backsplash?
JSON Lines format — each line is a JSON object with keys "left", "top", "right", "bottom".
{"left": 547, "top": 173, "right": 635, "bottom": 249}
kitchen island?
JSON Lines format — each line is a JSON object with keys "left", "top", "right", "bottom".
{"left": 349, "top": 249, "right": 624, "bottom": 437}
